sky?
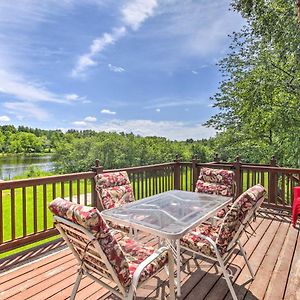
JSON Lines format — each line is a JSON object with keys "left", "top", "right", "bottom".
{"left": 0, "top": 0, "right": 244, "bottom": 141}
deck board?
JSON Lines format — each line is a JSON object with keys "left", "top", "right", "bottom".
{"left": 0, "top": 211, "right": 298, "bottom": 300}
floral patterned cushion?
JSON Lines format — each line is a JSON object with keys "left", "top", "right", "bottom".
{"left": 95, "top": 172, "right": 135, "bottom": 210}
{"left": 216, "top": 184, "right": 266, "bottom": 255}
{"left": 118, "top": 236, "right": 168, "bottom": 285}
{"left": 49, "top": 198, "right": 168, "bottom": 288}
{"left": 49, "top": 198, "right": 131, "bottom": 286}
{"left": 180, "top": 223, "right": 220, "bottom": 257}
{"left": 199, "top": 168, "right": 234, "bottom": 185}
{"left": 195, "top": 181, "right": 233, "bottom": 197}
{"left": 49, "top": 197, "right": 108, "bottom": 234}
{"left": 181, "top": 184, "right": 266, "bottom": 257}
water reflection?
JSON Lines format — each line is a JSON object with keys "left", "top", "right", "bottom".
{"left": 0, "top": 155, "right": 54, "bottom": 180}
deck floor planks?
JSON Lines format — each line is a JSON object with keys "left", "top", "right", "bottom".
{"left": 223, "top": 214, "right": 282, "bottom": 300}
{"left": 243, "top": 220, "right": 290, "bottom": 300}
{"left": 0, "top": 214, "right": 298, "bottom": 300}
{"left": 202, "top": 214, "right": 269, "bottom": 300}
{"left": 264, "top": 222, "right": 298, "bottom": 300}
{"left": 283, "top": 224, "right": 300, "bottom": 300}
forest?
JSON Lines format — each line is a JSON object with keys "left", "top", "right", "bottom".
{"left": 0, "top": 0, "right": 299, "bottom": 173}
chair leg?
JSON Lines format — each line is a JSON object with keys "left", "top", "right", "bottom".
{"left": 168, "top": 250, "right": 176, "bottom": 300}
{"left": 70, "top": 270, "right": 83, "bottom": 300}
{"left": 216, "top": 255, "right": 238, "bottom": 300}
{"left": 238, "top": 241, "right": 254, "bottom": 279}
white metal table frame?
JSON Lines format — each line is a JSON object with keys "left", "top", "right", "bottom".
{"left": 101, "top": 190, "right": 232, "bottom": 297}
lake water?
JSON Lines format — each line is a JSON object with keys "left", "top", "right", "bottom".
{"left": 0, "top": 155, "right": 54, "bottom": 180}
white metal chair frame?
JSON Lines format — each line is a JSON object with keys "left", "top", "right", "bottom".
{"left": 54, "top": 216, "right": 175, "bottom": 300}
{"left": 180, "top": 194, "right": 265, "bottom": 300}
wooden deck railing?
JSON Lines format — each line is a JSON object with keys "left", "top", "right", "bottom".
{"left": 192, "top": 156, "right": 300, "bottom": 210}
{"left": 0, "top": 157, "right": 299, "bottom": 254}
{"left": 0, "top": 161, "right": 177, "bottom": 254}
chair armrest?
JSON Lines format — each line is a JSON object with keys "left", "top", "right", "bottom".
{"left": 131, "top": 246, "right": 171, "bottom": 289}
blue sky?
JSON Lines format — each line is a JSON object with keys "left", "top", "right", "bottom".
{"left": 0, "top": 0, "right": 243, "bottom": 140}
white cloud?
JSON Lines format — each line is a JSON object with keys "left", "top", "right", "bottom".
{"left": 0, "top": 70, "right": 68, "bottom": 104}
{"left": 121, "top": 0, "right": 158, "bottom": 30}
{"left": 145, "top": 97, "right": 206, "bottom": 109}
{"left": 72, "top": 0, "right": 158, "bottom": 76}
{"left": 70, "top": 119, "right": 215, "bottom": 140}
{"left": 191, "top": 70, "right": 198, "bottom": 75}
{"left": 84, "top": 116, "right": 97, "bottom": 122}
{"left": 101, "top": 109, "right": 116, "bottom": 115}
{"left": 65, "top": 94, "right": 80, "bottom": 101}
{"left": 72, "top": 27, "right": 126, "bottom": 77}
{"left": 155, "top": 108, "right": 160, "bottom": 112}
{"left": 108, "top": 64, "right": 125, "bottom": 73}
{"left": 3, "top": 102, "right": 50, "bottom": 121}
{"left": 0, "top": 115, "right": 10, "bottom": 122}
{"left": 73, "top": 121, "right": 87, "bottom": 126}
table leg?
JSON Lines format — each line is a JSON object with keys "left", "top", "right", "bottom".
{"left": 176, "top": 239, "right": 181, "bottom": 297}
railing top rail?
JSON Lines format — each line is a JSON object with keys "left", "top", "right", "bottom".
{"left": 103, "top": 162, "right": 176, "bottom": 173}
{"left": 195, "top": 162, "right": 234, "bottom": 169}
{"left": 0, "top": 171, "right": 95, "bottom": 190}
{"left": 241, "top": 165, "right": 300, "bottom": 174}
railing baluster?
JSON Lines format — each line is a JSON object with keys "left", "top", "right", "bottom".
{"left": 61, "top": 182, "right": 65, "bottom": 198}
{"left": 22, "top": 187, "right": 27, "bottom": 237}
{"left": 77, "top": 179, "right": 80, "bottom": 204}
{"left": 0, "top": 190, "right": 2, "bottom": 243}
{"left": 84, "top": 179, "right": 88, "bottom": 206}
{"left": 69, "top": 180, "right": 73, "bottom": 202}
{"left": 33, "top": 186, "right": 37, "bottom": 233}
{"left": 11, "top": 188, "right": 15, "bottom": 241}
{"left": 52, "top": 183, "right": 56, "bottom": 200}
{"left": 43, "top": 184, "right": 47, "bottom": 231}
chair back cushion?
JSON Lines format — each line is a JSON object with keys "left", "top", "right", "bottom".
{"left": 216, "top": 184, "right": 265, "bottom": 255}
{"left": 95, "top": 171, "right": 135, "bottom": 209}
{"left": 49, "top": 198, "right": 131, "bottom": 286}
{"left": 195, "top": 167, "right": 234, "bottom": 197}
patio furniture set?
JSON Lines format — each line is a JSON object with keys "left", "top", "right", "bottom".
{"left": 48, "top": 167, "right": 266, "bottom": 300}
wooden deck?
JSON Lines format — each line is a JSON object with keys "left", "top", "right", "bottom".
{"left": 0, "top": 210, "right": 299, "bottom": 300}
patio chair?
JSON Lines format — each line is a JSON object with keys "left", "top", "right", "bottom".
{"left": 95, "top": 171, "right": 135, "bottom": 233}
{"left": 195, "top": 167, "right": 235, "bottom": 220}
{"left": 181, "top": 184, "right": 266, "bottom": 300}
{"left": 49, "top": 198, "right": 175, "bottom": 300}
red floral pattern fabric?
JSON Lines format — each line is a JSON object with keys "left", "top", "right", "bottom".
{"left": 118, "top": 236, "right": 168, "bottom": 284}
{"left": 180, "top": 223, "right": 219, "bottom": 257}
{"left": 49, "top": 198, "right": 131, "bottom": 286}
{"left": 195, "top": 168, "right": 234, "bottom": 197}
{"left": 95, "top": 171, "right": 135, "bottom": 210}
{"left": 49, "top": 198, "right": 168, "bottom": 288}
{"left": 181, "top": 184, "right": 266, "bottom": 257}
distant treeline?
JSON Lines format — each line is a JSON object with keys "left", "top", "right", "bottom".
{"left": 1, "top": 121, "right": 299, "bottom": 173}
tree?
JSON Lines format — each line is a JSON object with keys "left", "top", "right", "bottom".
{"left": 206, "top": 0, "right": 300, "bottom": 166}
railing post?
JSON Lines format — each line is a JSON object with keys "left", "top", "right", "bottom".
{"left": 233, "top": 156, "right": 242, "bottom": 198}
{"left": 91, "top": 159, "right": 103, "bottom": 209}
{"left": 269, "top": 156, "right": 277, "bottom": 204}
{"left": 174, "top": 155, "right": 181, "bottom": 190}
{"left": 192, "top": 155, "right": 199, "bottom": 191}
{"left": 214, "top": 153, "right": 221, "bottom": 163}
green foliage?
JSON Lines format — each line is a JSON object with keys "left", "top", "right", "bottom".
{"left": 206, "top": 0, "right": 300, "bottom": 166}
{"left": 12, "top": 166, "right": 53, "bottom": 179}
{"left": 53, "top": 132, "right": 213, "bottom": 173}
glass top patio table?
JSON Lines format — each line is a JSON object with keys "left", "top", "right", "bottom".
{"left": 101, "top": 190, "right": 232, "bottom": 240}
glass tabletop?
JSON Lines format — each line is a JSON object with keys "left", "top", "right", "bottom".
{"left": 101, "top": 190, "right": 232, "bottom": 239}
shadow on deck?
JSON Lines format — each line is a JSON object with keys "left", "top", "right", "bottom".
{"left": 0, "top": 210, "right": 299, "bottom": 300}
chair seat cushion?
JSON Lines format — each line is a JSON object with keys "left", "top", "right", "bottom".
{"left": 195, "top": 180, "right": 233, "bottom": 197}
{"left": 100, "top": 185, "right": 135, "bottom": 209}
{"left": 118, "top": 236, "right": 168, "bottom": 285}
{"left": 216, "top": 205, "right": 232, "bottom": 218}
{"left": 180, "top": 223, "right": 220, "bottom": 257}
